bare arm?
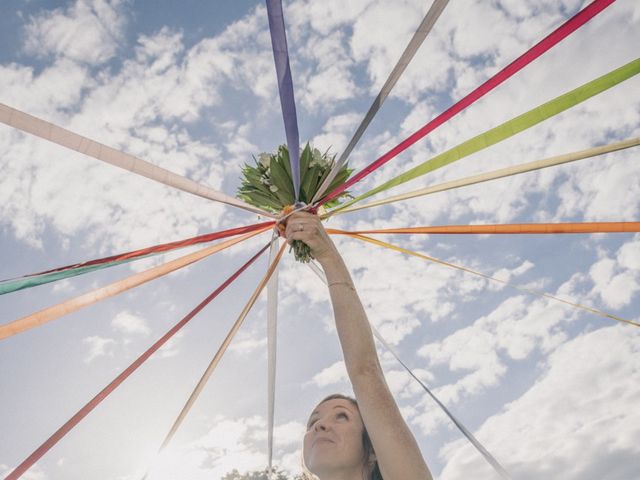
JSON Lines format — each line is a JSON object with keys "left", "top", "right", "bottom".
{"left": 285, "top": 212, "right": 432, "bottom": 480}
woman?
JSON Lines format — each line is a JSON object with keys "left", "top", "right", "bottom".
{"left": 284, "top": 212, "right": 433, "bottom": 480}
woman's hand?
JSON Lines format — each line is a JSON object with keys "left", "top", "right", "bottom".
{"left": 282, "top": 211, "right": 338, "bottom": 265}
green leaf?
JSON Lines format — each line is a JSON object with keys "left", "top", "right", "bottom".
{"left": 309, "top": 167, "right": 325, "bottom": 200}
{"left": 278, "top": 145, "right": 292, "bottom": 180}
{"left": 240, "top": 182, "right": 272, "bottom": 198}
{"left": 238, "top": 190, "right": 282, "bottom": 212}
{"left": 300, "top": 164, "right": 320, "bottom": 203}
{"left": 299, "top": 143, "right": 312, "bottom": 188}
{"left": 270, "top": 156, "right": 294, "bottom": 205}
{"left": 242, "top": 168, "right": 262, "bottom": 183}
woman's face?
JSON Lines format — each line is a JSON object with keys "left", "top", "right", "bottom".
{"left": 303, "top": 398, "right": 368, "bottom": 478}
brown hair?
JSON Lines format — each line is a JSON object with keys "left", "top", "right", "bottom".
{"left": 302, "top": 393, "right": 383, "bottom": 480}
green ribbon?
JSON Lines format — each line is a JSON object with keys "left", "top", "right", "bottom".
{"left": 0, "top": 256, "right": 151, "bottom": 295}
{"left": 333, "top": 58, "right": 640, "bottom": 212}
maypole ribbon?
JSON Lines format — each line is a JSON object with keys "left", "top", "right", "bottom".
{"left": 0, "top": 103, "right": 275, "bottom": 218}
{"left": 0, "top": 221, "right": 275, "bottom": 295}
{"left": 143, "top": 240, "right": 286, "bottom": 477}
{"left": 304, "top": 262, "right": 511, "bottom": 479}
{"left": 333, "top": 58, "right": 640, "bottom": 211}
{"left": 266, "top": 232, "right": 280, "bottom": 472}
{"left": 330, "top": 222, "right": 640, "bottom": 235}
{"left": 331, "top": 137, "right": 640, "bottom": 215}
{"left": 312, "top": 0, "right": 450, "bottom": 202}
{"left": 339, "top": 233, "right": 640, "bottom": 328}
{"left": 0, "top": 226, "right": 272, "bottom": 340}
{"left": 316, "top": 0, "right": 615, "bottom": 207}
{"left": 266, "top": 0, "right": 301, "bottom": 200}
{"left": 4, "top": 242, "right": 272, "bottom": 480}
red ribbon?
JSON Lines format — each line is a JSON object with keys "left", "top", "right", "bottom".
{"left": 7, "top": 221, "right": 275, "bottom": 281}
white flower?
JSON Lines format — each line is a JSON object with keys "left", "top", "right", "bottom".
{"left": 269, "top": 185, "right": 279, "bottom": 192}
{"left": 310, "top": 148, "right": 329, "bottom": 168}
{"left": 258, "top": 153, "right": 272, "bottom": 168}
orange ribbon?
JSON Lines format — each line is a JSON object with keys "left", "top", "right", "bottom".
{"left": 328, "top": 222, "right": 640, "bottom": 236}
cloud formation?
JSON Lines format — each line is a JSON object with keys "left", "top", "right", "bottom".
{"left": 23, "top": 0, "right": 127, "bottom": 65}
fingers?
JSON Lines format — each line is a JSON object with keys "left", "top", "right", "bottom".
{"left": 281, "top": 212, "right": 322, "bottom": 241}
{"left": 280, "top": 212, "right": 338, "bottom": 262}
{"left": 284, "top": 220, "right": 318, "bottom": 244}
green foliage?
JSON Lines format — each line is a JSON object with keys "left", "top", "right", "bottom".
{"left": 237, "top": 143, "right": 353, "bottom": 262}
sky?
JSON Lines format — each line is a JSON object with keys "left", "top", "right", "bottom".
{"left": 0, "top": 0, "right": 639, "bottom": 479}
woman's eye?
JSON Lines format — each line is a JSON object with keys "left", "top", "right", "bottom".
{"left": 337, "top": 412, "right": 348, "bottom": 420}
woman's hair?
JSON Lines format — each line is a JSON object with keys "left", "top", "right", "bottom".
{"left": 302, "top": 393, "right": 383, "bottom": 480}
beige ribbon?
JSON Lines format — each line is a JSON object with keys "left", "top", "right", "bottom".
{"left": 329, "top": 137, "right": 640, "bottom": 216}
{"left": 0, "top": 103, "right": 276, "bottom": 218}
{"left": 330, "top": 137, "right": 640, "bottom": 218}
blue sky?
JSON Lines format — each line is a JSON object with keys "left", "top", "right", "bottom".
{"left": 1, "top": 1, "right": 639, "bottom": 479}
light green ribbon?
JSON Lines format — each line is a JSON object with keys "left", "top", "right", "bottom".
{"left": 332, "top": 58, "right": 640, "bottom": 213}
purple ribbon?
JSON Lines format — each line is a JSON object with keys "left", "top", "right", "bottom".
{"left": 266, "top": 0, "right": 301, "bottom": 200}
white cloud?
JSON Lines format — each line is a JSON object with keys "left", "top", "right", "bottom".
{"left": 121, "top": 415, "right": 307, "bottom": 480}
{"left": 417, "top": 293, "right": 572, "bottom": 411}
{"left": 296, "top": 31, "right": 358, "bottom": 111}
{"left": 23, "top": 0, "right": 127, "bottom": 65}
{"left": 274, "top": 421, "right": 306, "bottom": 448}
{"left": 438, "top": 325, "right": 640, "bottom": 480}
{"left": 557, "top": 236, "right": 640, "bottom": 311}
{"left": 141, "top": 415, "right": 277, "bottom": 480}
{"left": 587, "top": 238, "right": 640, "bottom": 310}
{"left": 288, "top": 0, "right": 373, "bottom": 36}
{"left": 489, "top": 259, "right": 535, "bottom": 291}
{"left": 617, "top": 236, "right": 640, "bottom": 270}
{"left": 385, "top": 367, "right": 434, "bottom": 400}
{"left": 111, "top": 310, "right": 151, "bottom": 336}
{"left": 229, "top": 336, "right": 268, "bottom": 355}
{"left": 311, "top": 113, "right": 362, "bottom": 154}
{"left": 308, "top": 360, "right": 349, "bottom": 388}
{"left": 82, "top": 335, "right": 115, "bottom": 363}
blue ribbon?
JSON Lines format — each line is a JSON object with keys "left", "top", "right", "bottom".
{"left": 266, "top": 0, "right": 301, "bottom": 200}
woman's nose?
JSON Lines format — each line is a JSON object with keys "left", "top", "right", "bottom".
{"left": 314, "top": 418, "right": 329, "bottom": 432}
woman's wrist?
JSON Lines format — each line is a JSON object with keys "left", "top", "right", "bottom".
{"left": 316, "top": 245, "right": 343, "bottom": 269}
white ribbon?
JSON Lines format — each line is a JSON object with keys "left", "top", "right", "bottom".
{"left": 267, "top": 232, "right": 280, "bottom": 471}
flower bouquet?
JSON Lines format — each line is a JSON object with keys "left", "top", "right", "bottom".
{"left": 237, "top": 143, "right": 352, "bottom": 262}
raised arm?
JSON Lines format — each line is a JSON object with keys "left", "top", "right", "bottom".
{"left": 284, "top": 212, "right": 432, "bottom": 480}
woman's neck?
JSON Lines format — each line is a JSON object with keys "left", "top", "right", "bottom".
{"left": 314, "top": 465, "right": 369, "bottom": 480}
